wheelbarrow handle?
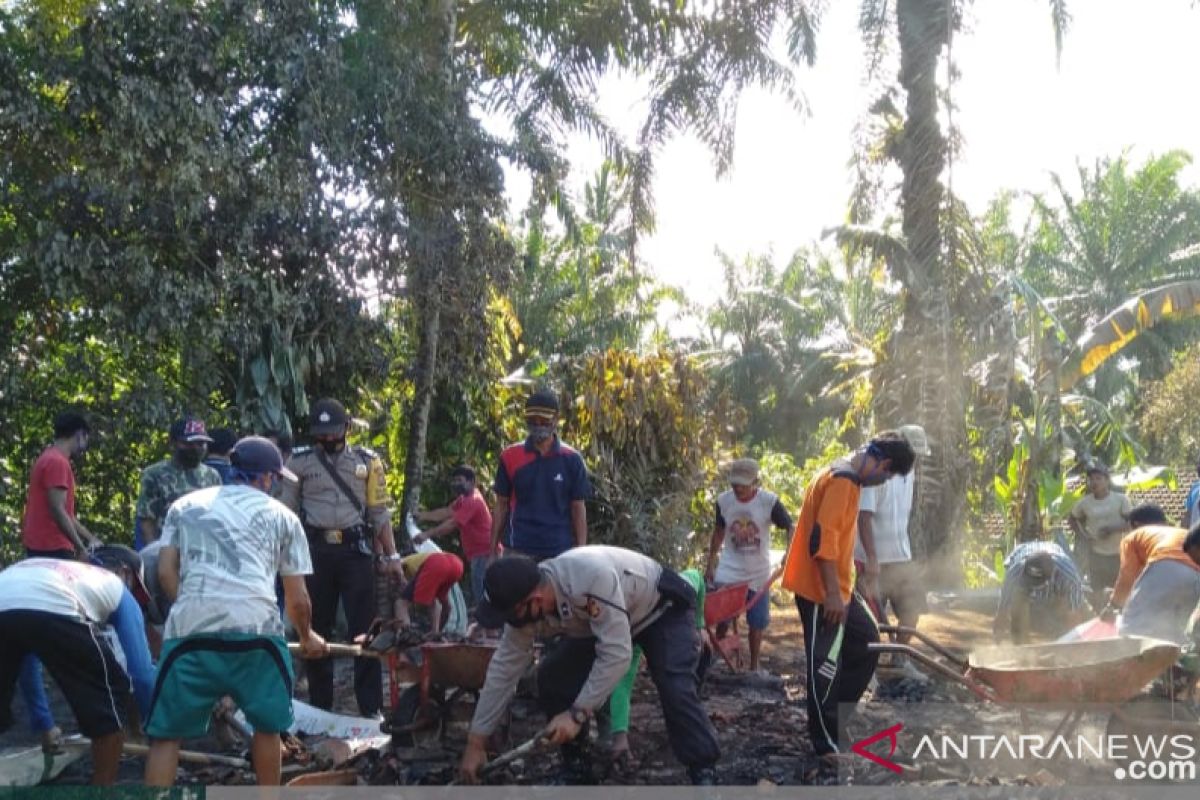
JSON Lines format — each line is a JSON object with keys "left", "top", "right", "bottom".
{"left": 878, "top": 625, "right": 969, "bottom": 670}
{"left": 744, "top": 565, "right": 785, "bottom": 613}
{"left": 868, "top": 642, "right": 993, "bottom": 701}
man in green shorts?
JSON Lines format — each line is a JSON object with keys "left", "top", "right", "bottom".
{"left": 607, "top": 568, "right": 711, "bottom": 763}
{"left": 144, "top": 437, "right": 328, "bottom": 786}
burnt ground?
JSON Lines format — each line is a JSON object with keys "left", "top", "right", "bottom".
{"left": 8, "top": 592, "right": 1199, "bottom": 786}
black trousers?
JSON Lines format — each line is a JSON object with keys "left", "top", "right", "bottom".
{"left": 796, "top": 593, "right": 880, "bottom": 756}
{"left": 0, "top": 610, "right": 130, "bottom": 738}
{"left": 305, "top": 545, "right": 381, "bottom": 716}
{"left": 536, "top": 603, "right": 720, "bottom": 769}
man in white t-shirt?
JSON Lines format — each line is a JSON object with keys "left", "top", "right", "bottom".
{"left": 704, "top": 458, "right": 793, "bottom": 672}
{"left": 1068, "top": 461, "right": 1132, "bottom": 606}
{"left": 0, "top": 547, "right": 156, "bottom": 784}
{"left": 854, "top": 424, "right": 930, "bottom": 679}
{"left": 144, "top": 437, "right": 327, "bottom": 787}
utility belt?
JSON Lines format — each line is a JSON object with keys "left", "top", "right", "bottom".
{"left": 633, "top": 568, "right": 696, "bottom": 635}
{"left": 305, "top": 522, "right": 373, "bottom": 556}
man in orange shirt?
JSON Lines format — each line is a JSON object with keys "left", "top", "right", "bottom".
{"left": 1101, "top": 504, "right": 1200, "bottom": 644}
{"left": 781, "top": 431, "right": 916, "bottom": 770}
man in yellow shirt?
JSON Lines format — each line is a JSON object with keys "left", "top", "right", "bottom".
{"left": 780, "top": 431, "right": 915, "bottom": 770}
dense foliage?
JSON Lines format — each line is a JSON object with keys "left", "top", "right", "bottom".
{"left": 2, "top": 1, "right": 1199, "bottom": 583}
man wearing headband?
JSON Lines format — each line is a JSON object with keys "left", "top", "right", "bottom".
{"left": 490, "top": 388, "right": 592, "bottom": 562}
{"left": 0, "top": 545, "right": 157, "bottom": 784}
{"left": 993, "top": 540, "right": 1088, "bottom": 644}
{"left": 779, "top": 431, "right": 915, "bottom": 782}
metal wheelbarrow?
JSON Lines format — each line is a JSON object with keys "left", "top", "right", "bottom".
{"left": 384, "top": 641, "right": 498, "bottom": 748}
{"left": 871, "top": 626, "right": 1184, "bottom": 739}
{"left": 705, "top": 566, "right": 783, "bottom": 672}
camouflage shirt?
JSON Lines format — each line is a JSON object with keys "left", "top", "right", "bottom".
{"left": 135, "top": 460, "right": 223, "bottom": 526}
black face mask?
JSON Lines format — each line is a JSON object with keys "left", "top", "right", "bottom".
{"left": 506, "top": 609, "right": 537, "bottom": 628}
{"left": 175, "top": 448, "right": 204, "bottom": 468}
{"left": 320, "top": 438, "right": 345, "bottom": 455}
{"left": 526, "top": 424, "right": 555, "bottom": 445}
{"left": 451, "top": 482, "right": 472, "bottom": 497}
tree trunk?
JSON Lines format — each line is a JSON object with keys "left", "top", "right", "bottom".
{"left": 876, "top": 0, "right": 970, "bottom": 587}
{"left": 397, "top": 0, "right": 457, "bottom": 523}
{"left": 401, "top": 297, "right": 441, "bottom": 520}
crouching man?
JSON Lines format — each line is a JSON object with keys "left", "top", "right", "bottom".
{"left": 395, "top": 551, "right": 464, "bottom": 635}
{"left": 144, "top": 437, "right": 328, "bottom": 786}
{"left": 1103, "top": 504, "right": 1200, "bottom": 644}
{"left": 0, "top": 546, "right": 157, "bottom": 784}
{"left": 993, "top": 541, "right": 1089, "bottom": 644}
{"left": 457, "top": 546, "right": 720, "bottom": 785}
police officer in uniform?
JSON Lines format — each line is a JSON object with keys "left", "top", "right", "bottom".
{"left": 457, "top": 546, "right": 720, "bottom": 785}
{"left": 279, "top": 398, "right": 403, "bottom": 717}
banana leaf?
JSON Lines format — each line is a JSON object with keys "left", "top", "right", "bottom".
{"left": 1060, "top": 280, "right": 1200, "bottom": 390}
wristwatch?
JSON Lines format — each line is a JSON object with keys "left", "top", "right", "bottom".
{"left": 569, "top": 706, "right": 590, "bottom": 725}
{"left": 383, "top": 553, "right": 402, "bottom": 562}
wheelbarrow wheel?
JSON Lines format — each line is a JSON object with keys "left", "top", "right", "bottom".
{"left": 388, "top": 684, "right": 444, "bottom": 750}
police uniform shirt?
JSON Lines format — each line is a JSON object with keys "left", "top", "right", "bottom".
{"left": 279, "top": 446, "right": 391, "bottom": 533}
{"left": 469, "top": 545, "right": 667, "bottom": 736}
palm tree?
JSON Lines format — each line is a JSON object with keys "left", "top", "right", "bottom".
{"left": 850, "top": 0, "right": 1070, "bottom": 581}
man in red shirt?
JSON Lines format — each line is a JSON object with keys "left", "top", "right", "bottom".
{"left": 22, "top": 411, "right": 100, "bottom": 559}
{"left": 415, "top": 465, "right": 494, "bottom": 605}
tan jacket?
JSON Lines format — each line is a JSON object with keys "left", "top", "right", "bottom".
{"left": 469, "top": 545, "right": 666, "bottom": 736}
{"left": 279, "top": 446, "right": 391, "bottom": 533}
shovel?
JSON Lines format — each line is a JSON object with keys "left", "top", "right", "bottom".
{"left": 286, "top": 643, "right": 385, "bottom": 659}
{"left": 449, "top": 729, "right": 552, "bottom": 785}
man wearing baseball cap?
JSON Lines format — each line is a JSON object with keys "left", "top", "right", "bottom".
{"left": 146, "top": 437, "right": 327, "bottom": 786}
{"left": 490, "top": 388, "right": 592, "bottom": 561}
{"left": 0, "top": 545, "right": 157, "bottom": 784}
{"left": 458, "top": 546, "right": 720, "bottom": 785}
{"left": 135, "top": 416, "right": 223, "bottom": 547}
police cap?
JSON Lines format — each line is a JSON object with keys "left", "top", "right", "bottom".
{"left": 310, "top": 398, "right": 348, "bottom": 436}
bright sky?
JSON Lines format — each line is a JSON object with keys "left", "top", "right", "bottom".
{"left": 502, "top": 0, "right": 1200, "bottom": 313}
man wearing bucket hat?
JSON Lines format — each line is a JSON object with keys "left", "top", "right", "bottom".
{"left": 135, "top": 416, "right": 223, "bottom": 547}
{"left": 458, "top": 547, "right": 720, "bottom": 785}
{"left": 0, "top": 545, "right": 157, "bottom": 784}
{"left": 854, "top": 423, "right": 932, "bottom": 680}
{"left": 703, "top": 457, "right": 792, "bottom": 674}
{"left": 146, "top": 436, "right": 327, "bottom": 786}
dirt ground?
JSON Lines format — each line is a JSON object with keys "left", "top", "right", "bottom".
{"left": 13, "top": 590, "right": 1198, "bottom": 787}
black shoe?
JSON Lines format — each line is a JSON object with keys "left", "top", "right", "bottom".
{"left": 688, "top": 765, "right": 717, "bottom": 785}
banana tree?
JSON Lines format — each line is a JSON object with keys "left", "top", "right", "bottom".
{"left": 984, "top": 279, "right": 1200, "bottom": 541}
